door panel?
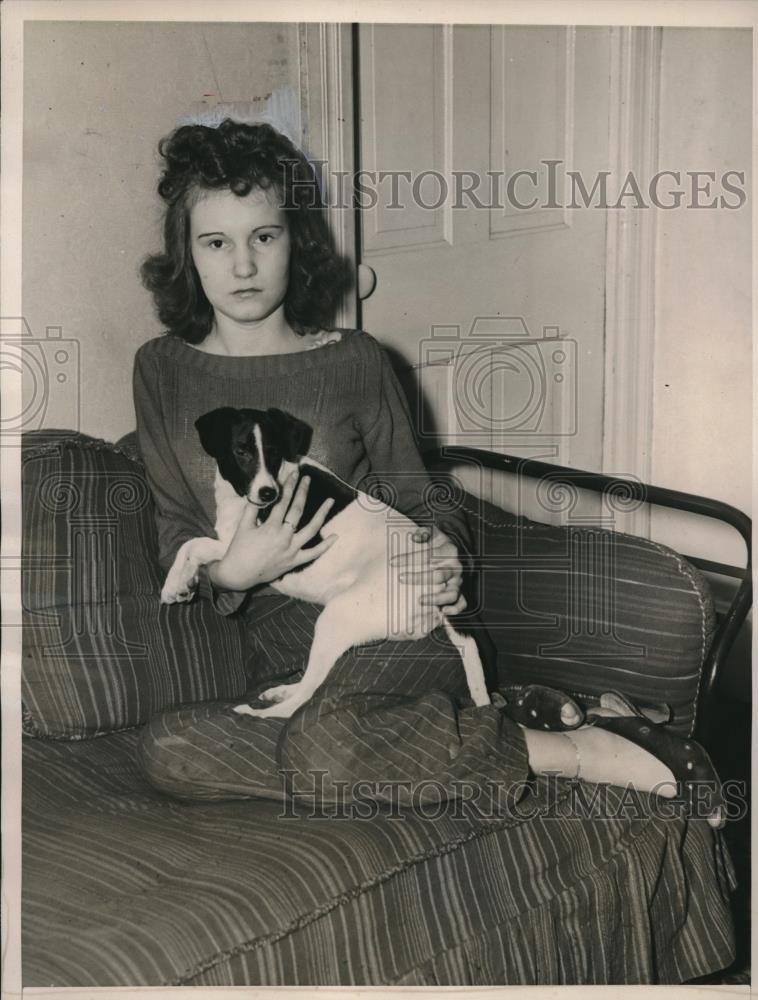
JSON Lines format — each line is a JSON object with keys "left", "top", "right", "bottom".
{"left": 357, "top": 25, "right": 612, "bottom": 524}
{"left": 360, "top": 24, "right": 451, "bottom": 253}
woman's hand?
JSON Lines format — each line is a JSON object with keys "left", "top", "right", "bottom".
{"left": 209, "top": 471, "right": 337, "bottom": 592}
{"left": 390, "top": 524, "right": 467, "bottom": 617}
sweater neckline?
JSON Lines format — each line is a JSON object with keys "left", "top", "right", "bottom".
{"left": 157, "top": 327, "right": 363, "bottom": 377}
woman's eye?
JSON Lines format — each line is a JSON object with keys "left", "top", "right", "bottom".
{"left": 209, "top": 239, "right": 225, "bottom": 249}
{"left": 256, "top": 233, "right": 274, "bottom": 245}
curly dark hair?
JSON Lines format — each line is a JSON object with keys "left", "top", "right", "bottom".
{"left": 140, "top": 119, "right": 352, "bottom": 343}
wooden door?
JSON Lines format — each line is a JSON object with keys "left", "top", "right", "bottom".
{"left": 356, "top": 24, "right": 613, "bottom": 522}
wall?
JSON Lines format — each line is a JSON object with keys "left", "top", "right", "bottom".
{"left": 23, "top": 21, "right": 301, "bottom": 441}
{"left": 651, "top": 27, "right": 752, "bottom": 568}
{"left": 23, "top": 22, "right": 752, "bottom": 565}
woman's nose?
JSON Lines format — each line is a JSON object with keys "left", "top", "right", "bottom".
{"left": 233, "top": 249, "right": 257, "bottom": 278}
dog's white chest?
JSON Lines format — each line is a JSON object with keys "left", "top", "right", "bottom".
{"left": 213, "top": 474, "right": 249, "bottom": 545}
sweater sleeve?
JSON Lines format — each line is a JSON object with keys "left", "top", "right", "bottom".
{"left": 132, "top": 344, "right": 245, "bottom": 616}
{"left": 359, "top": 337, "right": 473, "bottom": 559}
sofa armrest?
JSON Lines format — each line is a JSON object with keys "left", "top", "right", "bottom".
{"left": 114, "top": 429, "right": 141, "bottom": 464}
{"left": 424, "top": 445, "right": 752, "bottom": 741}
{"left": 21, "top": 431, "right": 247, "bottom": 738}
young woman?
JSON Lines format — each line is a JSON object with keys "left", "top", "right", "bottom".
{"left": 134, "top": 119, "right": 723, "bottom": 827}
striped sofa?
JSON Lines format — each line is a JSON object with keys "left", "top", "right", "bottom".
{"left": 21, "top": 431, "right": 737, "bottom": 985}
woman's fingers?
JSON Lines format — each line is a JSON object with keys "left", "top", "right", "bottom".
{"left": 419, "top": 582, "right": 461, "bottom": 606}
{"left": 293, "top": 533, "right": 338, "bottom": 565}
{"left": 293, "top": 497, "right": 335, "bottom": 544}
{"left": 393, "top": 528, "right": 462, "bottom": 596}
{"left": 390, "top": 525, "right": 457, "bottom": 561}
{"left": 268, "top": 470, "right": 299, "bottom": 526}
{"left": 400, "top": 566, "right": 461, "bottom": 586}
{"left": 441, "top": 594, "right": 467, "bottom": 615}
{"left": 432, "top": 576, "right": 463, "bottom": 599}
{"left": 392, "top": 547, "right": 461, "bottom": 573}
{"left": 238, "top": 501, "right": 259, "bottom": 529}
{"left": 282, "top": 474, "right": 311, "bottom": 529}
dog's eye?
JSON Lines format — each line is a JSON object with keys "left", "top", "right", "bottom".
{"left": 233, "top": 446, "right": 248, "bottom": 459}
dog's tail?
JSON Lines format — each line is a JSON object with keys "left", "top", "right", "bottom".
{"left": 442, "top": 620, "right": 491, "bottom": 707}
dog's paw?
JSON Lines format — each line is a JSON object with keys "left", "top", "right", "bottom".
{"left": 258, "top": 683, "right": 302, "bottom": 704}
{"left": 232, "top": 682, "right": 306, "bottom": 719}
{"left": 233, "top": 703, "right": 258, "bottom": 717}
{"left": 161, "top": 568, "right": 199, "bottom": 604}
{"left": 160, "top": 584, "right": 196, "bottom": 604}
{"left": 233, "top": 701, "right": 299, "bottom": 719}
{"left": 305, "top": 330, "right": 342, "bottom": 350}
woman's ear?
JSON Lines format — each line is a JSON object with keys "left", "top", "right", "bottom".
{"left": 195, "top": 407, "right": 239, "bottom": 458}
{"left": 267, "top": 408, "right": 313, "bottom": 461}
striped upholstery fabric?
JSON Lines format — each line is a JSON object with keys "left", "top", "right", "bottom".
{"left": 462, "top": 495, "right": 716, "bottom": 736}
{"left": 22, "top": 432, "right": 247, "bottom": 738}
{"left": 21, "top": 435, "right": 735, "bottom": 985}
{"left": 23, "top": 730, "right": 736, "bottom": 985}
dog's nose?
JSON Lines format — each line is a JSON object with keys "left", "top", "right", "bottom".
{"left": 258, "top": 486, "right": 278, "bottom": 505}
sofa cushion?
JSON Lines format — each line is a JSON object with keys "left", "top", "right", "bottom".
{"left": 22, "top": 731, "right": 736, "bottom": 985}
{"left": 22, "top": 432, "right": 247, "bottom": 738}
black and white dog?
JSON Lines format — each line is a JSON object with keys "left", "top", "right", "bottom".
{"left": 161, "top": 406, "right": 490, "bottom": 718}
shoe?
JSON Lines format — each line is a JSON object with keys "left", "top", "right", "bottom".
{"left": 586, "top": 697, "right": 725, "bottom": 829}
{"left": 587, "top": 690, "right": 671, "bottom": 725}
{"left": 499, "top": 684, "right": 585, "bottom": 731}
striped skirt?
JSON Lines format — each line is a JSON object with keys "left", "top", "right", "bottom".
{"left": 137, "top": 595, "right": 529, "bottom": 809}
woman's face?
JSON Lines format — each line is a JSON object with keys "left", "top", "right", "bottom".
{"left": 189, "top": 185, "right": 291, "bottom": 329}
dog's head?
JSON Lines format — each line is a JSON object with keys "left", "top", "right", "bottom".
{"left": 195, "top": 407, "right": 313, "bottom": 507}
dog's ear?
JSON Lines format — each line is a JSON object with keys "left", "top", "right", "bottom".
{"left": 267, "top": 408, "right": 313, "bottom": 461}
{"left": 195, "top": 408, "right": 240, "bottom": 458}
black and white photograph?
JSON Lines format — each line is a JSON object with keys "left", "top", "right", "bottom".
{"left": 2, "top": 0, "right": 753, "bottom": 992}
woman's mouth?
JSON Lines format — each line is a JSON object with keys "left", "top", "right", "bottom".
{"left": 233, "top": 288, "right": 261, "bottom": 297}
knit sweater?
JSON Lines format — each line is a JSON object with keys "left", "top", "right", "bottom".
{"left": 132, "top": 328, "right": 472, "bottom": 614}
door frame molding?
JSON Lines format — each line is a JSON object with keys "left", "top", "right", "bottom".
{"left": 299, "top": 23, "right": 357, "bottom": 329}
{"left": 602, "top": 26, "right": 662, "bottom": 538}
